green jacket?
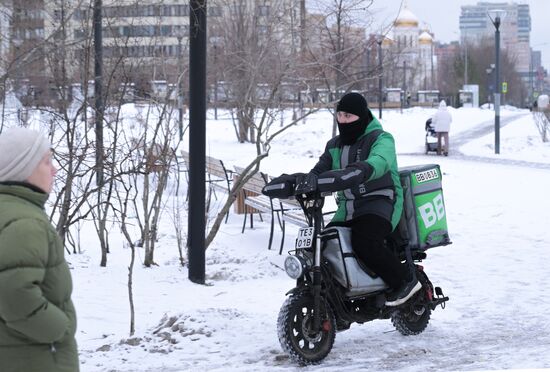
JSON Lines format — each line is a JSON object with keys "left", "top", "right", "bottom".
{"left": 311, "top": 117, "right": 403, "bottom": 229}
{"left": 0, "top": 183, "right": 79, "bottom": 372}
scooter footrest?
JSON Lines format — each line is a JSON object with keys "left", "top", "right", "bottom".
{"left": 431, "top": 287, "right": 449, "bottom": 310}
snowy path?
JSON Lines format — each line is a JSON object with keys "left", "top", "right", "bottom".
{"left": 450, "top": 113, "right": 526, "bottom": 149}
{"left": 73, "top": 108, "right": 550, "bottom": 372}
{"left": 401, "top": 112, "right": 550, "bottom": 170}
{"left": 77, "top": 158, "right": 550, "bottom": 372}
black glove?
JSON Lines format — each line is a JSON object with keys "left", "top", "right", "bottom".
{"left": 294, "top": 172, "right": 318, "bottom": 195}
{"left": 262, "top": 173, "right": 303, "bottom": 198}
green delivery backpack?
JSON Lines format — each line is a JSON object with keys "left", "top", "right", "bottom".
{"left": 396, "top": 164, "right": 452, "bottom": 251}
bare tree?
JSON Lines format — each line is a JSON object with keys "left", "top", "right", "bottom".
{"left": 80, "top": 0, "right": 188, "bottom": 266}
{"left": 205, "top": 95, "right": 320, "bottom": 249}
{"left": 108, "top": 83, "right": 179, "bottom": 267}
{"left": 113, "top": 171, "right": 138, "bottom": 336}
{"left": 203, "top": 0, "right": 388, "bottom": 248}
{"left": 210, "top": 0, "right": 304, "bottom": 143}
{"left": 297, "top": 0, "right": 376, "bottom": 135}
{"left": 167, "top": 149, "right": 188, "bottom": 267}
{"left": 437, "top": 37, "right": 526, "bottom": 106}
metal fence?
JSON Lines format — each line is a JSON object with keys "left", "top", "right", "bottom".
{"left": 532, "top": 108, "right": 550, "bottom": 142}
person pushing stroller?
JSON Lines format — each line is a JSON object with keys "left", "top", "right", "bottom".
{"left": 431, "top": 100, "right": 452, "bottom": 156}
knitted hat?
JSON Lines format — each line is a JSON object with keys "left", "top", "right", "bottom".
{"left": 336, "top": 92, "right": 368, "bottom": 119}
{"left": 0, "top": 127, "right": 51, "bottom": 182}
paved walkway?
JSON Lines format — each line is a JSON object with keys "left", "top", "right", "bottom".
{"left": 400, "top": 112, "right": 550, "bottom": 170}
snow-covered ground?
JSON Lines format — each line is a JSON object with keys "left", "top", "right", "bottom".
{"left": 63, "top": 105, "right": 550, "bottom": 371}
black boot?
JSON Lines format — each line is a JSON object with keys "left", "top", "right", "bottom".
{"left": 384, "top": 277, "right": 422, "bottom": 307}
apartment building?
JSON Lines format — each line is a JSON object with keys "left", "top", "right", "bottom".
{"left": 7, "top": 0, "right": 47, "bottom": 103}
{"left": 7, "top": 0, "right": 415, "bottom": 106}
{"left": 98, "top": 1, "right": 188, "bottom": 66}
{"left": 1, "top": 1, "right": 83, "bottom": 103}
{"left": 3, "top": 0, "right": 305, "bottom": 102}
{"left": 0, "top": 1, "right": 10, "bottom": 77}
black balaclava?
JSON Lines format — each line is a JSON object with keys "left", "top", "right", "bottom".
{"left": 336, "top": 92, "right": 373, "bottom": 145}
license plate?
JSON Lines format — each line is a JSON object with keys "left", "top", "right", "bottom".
{"left": 295, "top": 227, "right": 314, "bottom": 249}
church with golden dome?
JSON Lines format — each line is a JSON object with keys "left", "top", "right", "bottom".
{"left": 382, "top": 1, "right": 436, "bottom": 94}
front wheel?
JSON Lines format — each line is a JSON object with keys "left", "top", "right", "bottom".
{"left": 277, "top": 292, "right": 336, "bottom": 365}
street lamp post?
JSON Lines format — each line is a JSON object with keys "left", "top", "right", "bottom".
{"left": 464, "top": 37, "right": 468, "bottom": 86}
{"left": 488, "top": 9, "right": 506, "bottom": 154}
{"left": 529, "top": 57, "right": 534, "bottom": 106}
{"left": 430, "top": 42, "right": 434, "bottom": 89}
{"left": 486, "top": 64, "right": 495, "bottom": 109}
{"left": 366, "top": 47, "right": 371, "bottom": 93}
{"left": 176, "top": 33, "right": 184, "bottom": 140}
{"left": 376, "top": 36, "right": 383, "bottom": 119}
{"left": 213, "top": 42, "right": 219, "bottom": 120}
{"left": 494, "top": 17, "right": 501, "bottom": 155}
{"left": 403, "top": 60, "right": 407, "bottom": 110}
{"left": 209, "top": 36, "right": 223, "bottom": 120}
{"left": 188, "top": 0, "right": 207, "bottom": 284}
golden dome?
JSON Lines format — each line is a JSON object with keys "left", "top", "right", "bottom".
{"left": 418, "top": 31, "right": 433, "bottom": 45}
{"left": 395, "top": 7, "right": 419, "bottom": 28}
{"left": 382, "top": 36, "right": 393, "bottom": 46}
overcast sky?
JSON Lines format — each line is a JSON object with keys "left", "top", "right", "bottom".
{"left": 371, "top": 0, "right": 550, "bottom": 70}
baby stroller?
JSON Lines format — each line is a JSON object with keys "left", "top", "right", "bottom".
{"left": 425, "top": 118, "right": 438, "bottom": 154}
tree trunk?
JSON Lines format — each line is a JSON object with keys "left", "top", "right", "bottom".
{"left": 143, "top": 172, "right": 153, "bottom": 267}
{"left": 128, "top": 243, "right": 135, "bottom": 336}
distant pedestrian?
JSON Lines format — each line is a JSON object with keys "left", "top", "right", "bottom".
{"left": 431, "top": 100, "right": 452, "bottom": 156}
{"left": 0, "top": 127, "right": 79, "bottom": 372}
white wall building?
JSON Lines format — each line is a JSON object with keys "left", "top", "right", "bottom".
{"left": 383, "top": 2, "right": 436, "bottom": 93}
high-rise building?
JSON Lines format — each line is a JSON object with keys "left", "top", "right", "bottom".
{"left": 531, "top": 50, "right": 545, "bottom": 96}
{"left": 459, "top": 2, "right": 531, "bottom": 78}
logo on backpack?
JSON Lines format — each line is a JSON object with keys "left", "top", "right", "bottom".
{"left": 418, "top": 193, "right": 445, "bottom": 228}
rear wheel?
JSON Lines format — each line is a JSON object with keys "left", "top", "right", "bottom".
{"left": 277, "top": 292, "right": 336, "bottom": 365}
{"left": 391, "top": 269, "right": 433, "bottom": 335}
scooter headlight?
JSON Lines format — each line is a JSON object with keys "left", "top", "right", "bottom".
{"left": 284, "top": 255, "right": 306, "bottom": 280}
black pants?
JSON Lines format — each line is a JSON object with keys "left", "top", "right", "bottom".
{"left": 335, "top": 214, "right": 409, "bottom": 289}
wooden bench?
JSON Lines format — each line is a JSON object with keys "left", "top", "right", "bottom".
{"left": 180, "top": 150, "right": 233, "bottom": 194}
{"left": 206, "top": 155, "right": 234, "bottom": 195}
{"left": 235, "top": 167, "right": 285, "bottom": 252}
{"left": 180, "top": 150, "right": 234, "bottom": 221}
{"left": 234, "top": 166, "right": 270, "bottom": 227}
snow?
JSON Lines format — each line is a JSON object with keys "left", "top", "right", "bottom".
{"left": 58, "top": 105, "right": 550, "bottom": 371}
